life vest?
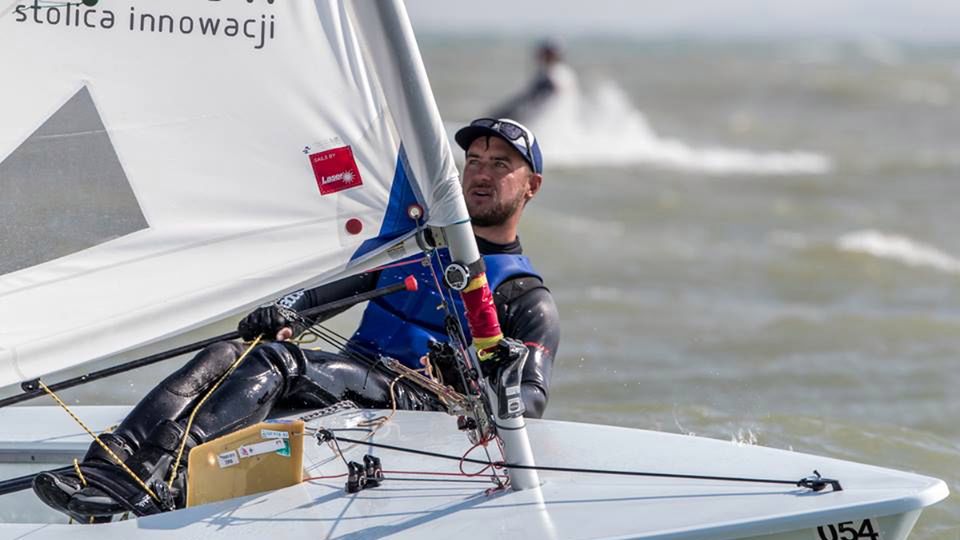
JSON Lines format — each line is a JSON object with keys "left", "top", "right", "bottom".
{"left": 349, "top": 250, "right": 541, "bottom": 368}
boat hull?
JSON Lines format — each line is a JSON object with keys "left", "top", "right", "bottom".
{"left": 0, "top": 406, "right": 947, "bottom": 539}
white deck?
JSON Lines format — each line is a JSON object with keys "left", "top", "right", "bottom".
{"left": 0, "top": 406, "right": 947, "bottom": 539}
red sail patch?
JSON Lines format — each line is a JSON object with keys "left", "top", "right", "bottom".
{"left": 309, "top": 145, "right": 363, "bottom": 195}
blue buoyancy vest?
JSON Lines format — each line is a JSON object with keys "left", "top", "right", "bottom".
{"left": 349, "top": 249, "right": 541, "bottom": 368}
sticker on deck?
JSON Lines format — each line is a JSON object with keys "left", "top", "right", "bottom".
{"left": 261, "top": 429, "right": 290, "bottom": 440}
{"left": 237, "top": 438, "right": 287, "bottom": 459}
{"left": 308, "top": 145, "right": 363, "bottom": 195}
{"left": 217, "top": 450, "right": 240, "bottom": 469}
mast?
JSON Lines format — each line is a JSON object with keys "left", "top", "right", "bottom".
{"left": 365, "top": 0, "right": 540, "bottom": 491}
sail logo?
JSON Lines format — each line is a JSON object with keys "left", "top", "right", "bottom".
{"left": 321, "top": 170, "right": 356, "bottom": 185}
{"left": 11, "top": 2, "right": 278, "bottom": 51}
{"left": 309, "top": 145, "right": 363, "bottom": 195}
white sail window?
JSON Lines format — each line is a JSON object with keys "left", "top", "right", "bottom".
{"left": 0, "top": 86, "right": 147, "bottom": 276}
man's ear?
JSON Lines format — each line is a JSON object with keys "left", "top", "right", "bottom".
{"left": 526, "top": 173, "right": 543, "bottom": 201}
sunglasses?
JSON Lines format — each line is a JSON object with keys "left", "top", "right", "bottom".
{"left": 470, "top": 118, "right": 534, "bottom": 168}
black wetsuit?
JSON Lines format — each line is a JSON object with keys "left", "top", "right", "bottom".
{"left": 108, "top": 237, "right": 559, "bottom": 453}
{"left": 32, "top": 237, "right": 559, "bottom": 519}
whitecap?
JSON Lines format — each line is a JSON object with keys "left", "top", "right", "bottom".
{"left": 450, "top": 73, "right": 832, "bottom": 176}
{"left": 836, "top": 230, "right": 960, "bottom": 274}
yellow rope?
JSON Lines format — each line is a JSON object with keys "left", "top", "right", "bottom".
{"left": 167, "top": 335, "right": 263, "bottom": 488}
{"left": 65, "top": 459, "right": 88, "bottom": 525}
{"left": 322, "top": 370, "right": 428, "bottom": 463}
{"left": 291, "top": 332, "right": 317, "bottom": 346}
{"left": 421, "top": 355, "right": 439, "bottom": 384}
{"left": 72, "top": 458, "right": 87, "bottom": 487}
{"left": 37, "top": 381, "right": 160, "bottom": 502}
{"left": 322, "top": 378, "right": 401, "bottom": 460}
{"left": 356, "top": 372, "right": 409, "bottom": 430}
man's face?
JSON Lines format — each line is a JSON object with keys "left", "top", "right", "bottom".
{"left": 462, "top": 136, "right": 537, "bottom": 228}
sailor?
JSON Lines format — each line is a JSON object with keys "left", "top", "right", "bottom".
{"left": 33, "top": 118, "right": 560, "bottom": 520}
{"left": 488, "top": 40, "right": 577, "bottom": 121}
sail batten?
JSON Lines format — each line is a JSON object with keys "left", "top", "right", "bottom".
{"left": 0, "top": 0, "right": 465, "bottom": 387}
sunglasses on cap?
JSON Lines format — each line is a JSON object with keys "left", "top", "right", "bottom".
{"left": 469, "top": 118, "right": 534, "bottom": 168}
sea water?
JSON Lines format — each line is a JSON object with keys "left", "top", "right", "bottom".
{"left": 3, "top": 37, "right": 958, "bottom": 537}
{"left": 424, "top": 37, "right": 960, "bottom": 539}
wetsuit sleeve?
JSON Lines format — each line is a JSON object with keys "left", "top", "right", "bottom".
{"left": 281, "top": 271, "right": 379, "bottom": 321}
{"left": 494, "top": 279, "right": 560, "bottom": 419}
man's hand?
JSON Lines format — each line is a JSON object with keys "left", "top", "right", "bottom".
{"left": 478, "top": 338, "right": 526, "bottom": 378}
{"left": 237, "top": 305, "right": 304, "bottom": 341}
{"left": 422, "top": 340, "right": 474, "bottom": 395}
{"left": 479, "top": 337, "right": 528, "bottom": 418}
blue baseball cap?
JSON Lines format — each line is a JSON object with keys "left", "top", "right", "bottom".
{"left": 455, "top": 118, "right": 543, "bottom": 174}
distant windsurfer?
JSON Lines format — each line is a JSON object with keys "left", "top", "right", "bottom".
{"left": 488, "top": 40, "right": 576, "bottom": 122}
{"left": 34, "top": 119, "right": 560, "bottom": 521}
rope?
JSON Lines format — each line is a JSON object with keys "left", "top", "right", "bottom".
{"left": 289, "top": 305, "right": 379, "bottom": 368}
{"left": 317, "top": 428, "right": 353, "bottom": 469}
{"left": 326, "top": 433, "right": 816, "bottom": 489}
{"left": 421, "top": 250, "right": 480, "bottom": 400}
{"left": 37, "top": 381, "right": 160, "bottom": 502}
{"left": 68, "top": 458, "right": 92, "bottom": 525}
{"left": 303, "top": 471, "right": 497, "bottom": 483}
{"left": 459, "top": 436, "right": 495, "bottom": 477}
{"left": 315, "top": 371, "right": 425, "bottom": 459}
{"left": 72, "top": 459, "right": 87, "bottom": 487}
{"left": 167, "top": 335, "right": 263, "bottom": 487}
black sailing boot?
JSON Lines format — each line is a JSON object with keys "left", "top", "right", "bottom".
{"left": 33, "top": 432, "right": 136, "bottom": 522}
{"left": 65, "top": 420, "right": 200, "bottom": 518}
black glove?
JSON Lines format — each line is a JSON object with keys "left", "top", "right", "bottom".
{"left": 237, "top": 305, "right": 305, "bottom": 341}
{"left": 425, "top": 340, "right": 473, "bottom": 394}
{"left": 478, "top": 337, "right": 528, "bottom": 419}
{"left": 477, "top": 338, "right": 526, "bottom": 378}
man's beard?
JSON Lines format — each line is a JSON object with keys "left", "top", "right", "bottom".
{"left": 468, "top": 190, "right": 525, "bottom": 227}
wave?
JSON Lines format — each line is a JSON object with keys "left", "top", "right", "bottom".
{"left": 835, "top": 230, "right": 960, "bottom": 274}
{"left": 771, "top": 229, "right": 960, "bottom": 275}
{"left": 449, "top": 73, "right": 832, "bottom": 176}
{"left": 532, "top": 79, "right": 831, "bottom": 175}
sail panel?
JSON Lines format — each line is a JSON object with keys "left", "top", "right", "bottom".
{"left": 0, "top": 0, "right": 464, "bottom": 386}
{"left": 0, "top": 86, "right": 149, "bottom": 276}
{"left": 351, "top": 1, "right": 468, "bottom": 228}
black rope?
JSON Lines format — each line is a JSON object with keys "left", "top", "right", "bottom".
{"left": 295, "top": 319, "right": 395, "bottom": 390}
{"left": 322, "top": 433, "right": 842, "bottom": 492}
{"left": 287, "top": 301, "right": 379, "bottom": 367}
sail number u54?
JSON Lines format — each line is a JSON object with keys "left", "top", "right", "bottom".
{"left": 816, "top": 519, "right": 880, "bottom": 540}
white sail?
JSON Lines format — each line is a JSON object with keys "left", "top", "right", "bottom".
{"left": 0, "top": 0, "right": 466, "bottom": 387}
{"left": 0, "top": 3, "right": 949, "bottom": 537}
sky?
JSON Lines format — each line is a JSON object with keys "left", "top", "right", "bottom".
{"left": 406, "top": 0, "right": 960, "bottom": 43}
